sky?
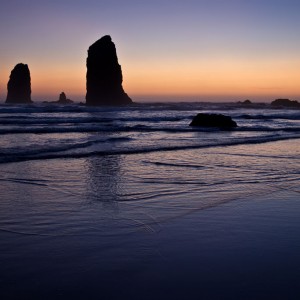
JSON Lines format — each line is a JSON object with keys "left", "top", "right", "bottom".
{"left": 0, "top": 0, "right": 300, "bottom": 102}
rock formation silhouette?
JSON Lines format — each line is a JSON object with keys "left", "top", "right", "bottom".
{"left": 56, "top": 92, "right": 73, "bottom": 104}
{"left": 6, "top": 63, "right": 32, "bottom": 104}
{"left": 86, "top": 35, "right": 132, "bottom": 106}
{"left": 271, "top": 99, "right": 300, "bottom": 108}
{"left": 190, "top": 113, "right": 237, "bottom": 129}
{"left": 59, "top": 92, "right": 67, "bottom": 102}
{"left": 237, "top": 99, "right": 252, "bottom": 105}
{"left": 43, "top": 92, "right": 74, "bottom": 104}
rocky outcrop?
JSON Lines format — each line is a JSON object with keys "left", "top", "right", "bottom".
{"left": 271, "top": 99, "right": 300, "bottom": 108}
{"left": 43, "top": 92, "right": 73, "bottom": 104}
{"left": 56, "top": 92, "right": 73, "bottom": 104}
{"left": 6, "top": 63, "right": 32, "bottom": 104}
{"left": 190, "top": 113, "right": 237, "bottom": 129}
{"left": 237, "top": 99, "right": 252, "bottom": 105}
{"left": 86, "top": 35, "right": 132, "bottom": 106}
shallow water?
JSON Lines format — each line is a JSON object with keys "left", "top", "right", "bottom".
{"left": 1, "top": 139, "right": 299, "bottom": 237}
{"left": 0, "top": 102, "right": 299, "bottom": 163}
{"left": 0, "top": 103, "right": 300, "bottom": 299}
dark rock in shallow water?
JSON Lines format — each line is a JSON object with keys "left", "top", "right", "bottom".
{"left": 190, "top": 113, "right": 237, "bottom": 129}
{"left": 6, "top": 63, "right": 32, "bottom": 104}
{"left": 271, "top": 99, "right": 300, "bottom": 108}
{"left": 86, "top": 35, "right": 132, "bottom": 106}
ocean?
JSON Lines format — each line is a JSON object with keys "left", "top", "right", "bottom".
{"left": 0, "top": 101, "right": 300, "bottom": 299}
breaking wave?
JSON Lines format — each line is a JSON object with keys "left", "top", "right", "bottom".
{"left": 0, "top": 102, "right": 299, "bottom": 164}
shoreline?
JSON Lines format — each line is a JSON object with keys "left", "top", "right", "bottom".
{"left": 0, "top": 122, "right": 299, "bottom": 300}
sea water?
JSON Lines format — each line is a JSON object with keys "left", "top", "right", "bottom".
{"left": 0, "top": 102, "right": 299, "bottom": 299}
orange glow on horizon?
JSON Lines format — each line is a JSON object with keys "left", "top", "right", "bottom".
{"left": 124, "top": 57, "right": 300, "bottom": 99}
{"left": 1, "top": 57, "right": 300, "bottom": 102}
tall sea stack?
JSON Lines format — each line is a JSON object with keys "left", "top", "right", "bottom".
{"left": 86, "top": 35, "right": 132, "bottom": 106}
{"left": 6, "top": 63, "right": 32, "bottom": 104}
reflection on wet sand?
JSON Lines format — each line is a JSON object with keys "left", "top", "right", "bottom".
{"left": 85, "top": 155, "right": 123, "bottom": 209}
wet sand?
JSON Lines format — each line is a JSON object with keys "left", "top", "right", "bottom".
{"left": 0, "top": 139, "right": 299, "bottom": 299}
{"left": 1, "top": 186, "right": 300, "bottom": 299}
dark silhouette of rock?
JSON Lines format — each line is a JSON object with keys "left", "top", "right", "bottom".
{"left": 190, "top": 113, "right": 237, "bottom": 129}
{"left": 59, "top": 92, "right": 67, "bottom": 102}
{"left": 56, "top": 92, "right": 73, "bottom": 104}
{"left": 86, "top": 35, "right": 132, "bottom": 106}
{"left": 6, "top": 63, "right": 32, "bottom": 104}
{"left": 43, "top": 92, "right": 74, "bottom": 104}
{"left": 238, "top": 99, "right": 252, "bottom": 105}
{"left": 271, "top": 99, "right": 300, "bottom": 108}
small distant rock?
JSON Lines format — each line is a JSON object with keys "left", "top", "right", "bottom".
{"left": 57, "top": 92, "right": 73, "bottom": 104}
{"left": 190, "top": 113, "right": 237, "bottom": 129}
{"left": 6, "top": 63, "right": 32, "bottom": 104}
{"left": 271, "top": 99, "right": 300, "bottom": 108}
{"left": 238, "top": 99, "right": 252, "bottom": 105}
{"left": 43, "top": 92, "right": 73, "bottom": 104}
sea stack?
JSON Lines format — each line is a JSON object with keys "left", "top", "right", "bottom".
{"left": 86, "top": 35, "right": 132, "bottom": 106}
{"left": 6, "top": 63, "right": 32, "bottom": 104}
{"left": 271, "top": 99, "right": 300, "bottom": 108}
{"left": 57, "top": 92, "right": 73, "bottom": 104}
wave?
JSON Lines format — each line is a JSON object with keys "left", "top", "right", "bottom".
{"left": 142, "top": 161, "right": 207, "bottom": 169}
{"left": 237, "top": 113, "right": 300, "bottom": 120}
{"left": 0, "top": 115, "right": 185, "bottom": 126}
{"left": 0, "top": 178, "right": 48, "bottom": 186}
{"left": 0, "top": 102, "right": 188, "bottom": 114}
{"left": 0, "top": 123, "right": 299, "bottom": 135}
{"left": 0, "top": 136, "right": 132, "bottom": 161}
{"left": 0, "top": 133, "right": 299, "bottom": 164}
{"left": 0, "top": 117, "right": 113, "bottom": 125}
{"left": 1, "top": 102, "right": 299, "bottom": 165}
{"left": 0, "top": 104, "right": 86, "bottom": 114}
{"left": 236, "top": 126, "right": 300, "bottom": 132}
{"left": 1, "top": 101, "right": 299, "bottom": 113}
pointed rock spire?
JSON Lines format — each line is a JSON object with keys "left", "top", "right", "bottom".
{"left": 86, "top": 35, "right": 132, "bottom": 106}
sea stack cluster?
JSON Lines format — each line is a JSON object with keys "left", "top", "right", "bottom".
{"left": 271, "top": 99, "right": 300, "bottom": 108}
{"left": 57, "top": 92, "right": 73, "bottom": 104}
{"left": 6, "top": 63, "right": 32, "bottom": 104}
{"left": 86, "top": 35, "right": 132, "bottom": 106}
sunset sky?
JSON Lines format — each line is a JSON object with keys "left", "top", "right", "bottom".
{"left": 0, "top": 0, "right": 299, "bottom": 102}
